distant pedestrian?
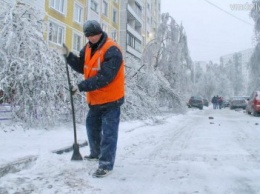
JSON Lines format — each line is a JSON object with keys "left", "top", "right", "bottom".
{"left": 211, "top": 96, "right": 217, "bottom": 109}
{"left": 218, "top": 96, "right": 223, "bottom": 109}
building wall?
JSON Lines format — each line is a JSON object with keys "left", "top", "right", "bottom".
{"left": 118, "top": 0, "right": 161, "bottom": 59}
{"left": 6, "top": 0, "right": 161, "bottom": 60}
{"left": 119, "top": 0, "right": 128, "bottom": 57}
{"left": 220, "top": 48, "right": 254, "bottom": 91}
{"left": 142, "top": 0, "right": 161, "bottom": 45}
{"left": 87, "top": 0, "right": 101, "bottom": 21}
{"left": 86, "top": 0, "right": 121, "bottom": 42}
{"left": 45, "top": 0, "right": 87, "bottom": 54}
{"left": 220, "top": 48, "right": 253, "bottom": 74}
{"left": 194, "top": 61, "right": 208, "bottom": 73}
{"left": 100, "top": 0, "right": 120, "bottom": 42}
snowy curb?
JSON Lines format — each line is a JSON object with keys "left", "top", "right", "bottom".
{"left": 0, "top": 155, "right": 37, "bottom": 178}
{"left": 0, "top": 141, "right": 88, "bottom": 178}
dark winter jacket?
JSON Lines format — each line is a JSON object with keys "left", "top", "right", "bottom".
{"left": 211, "top": 96, "right": 217, "bottom": 103}
{"left": 66, "top": 32, "right": 124, "bottom": 107}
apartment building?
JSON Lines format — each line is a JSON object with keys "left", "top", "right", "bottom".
{"left": 7, "top": 0, "right": 161, "bottom": 59}
{"left": 86, "top": 0, "right": 161, "bottom": 59}
{"left": 45, "top": 0, "right": 87, "bottom": 54}
{"left": 7, "top": 0, "right": 87, "bottom": 53}
{"left": 193, "top": 61, "right": 208, "bottom": 73}
{"left": 220, "top": 48, "right": 254, "bottom": 90}
{"left": 119, "top": 0, "right": 143, "bottom": 58}
{"left": 142, "top": 0, "right": 161, "bottom": 45}
{"left": 119, "top": 0, "right": 161, "bottom": 59}
{"left": 87, "top": 0, "right": 120, "bottom": 43}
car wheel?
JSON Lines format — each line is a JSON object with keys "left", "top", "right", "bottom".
{"left": 253, "top": 110, "right": 258, "bottom": 117}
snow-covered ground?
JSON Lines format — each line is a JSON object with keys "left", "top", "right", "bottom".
{"left": 0, "top": 107, "right": 260, "bottom": 194}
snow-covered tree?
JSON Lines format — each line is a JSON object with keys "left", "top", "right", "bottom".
{"left": 249, "top": 0, "right": 260, "bottom": 91}
{"left": 145, "top": 13, "right": 193, "bottom": 110}
{"left": 248, "top": 43, "right": 260, "bottom": 91}
{"left": 121, "top": 13, "right": 194, "bottom": 120}
{"left": 251, "top": 0, "right": 260, "bottom": 42}
{"left": 0, "top": 3, "right": 195, "bottom": 126}
{"left": 193, "top": 60, "right": 234, "bottom": 101}
{"left": 0, "top": 1, "right": 71, "bottom": 127}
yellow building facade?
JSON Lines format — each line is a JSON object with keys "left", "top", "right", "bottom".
{"left": 19, "top": 0, "right": 160, "bottom": 59}
{"left": 101, "top": 0, "right": 120, "bottom": 42}
{"left": 45, "top": 0, "right": 87, "bottom": 53}
{"left": 44, "top": 0, "right": 121, "bottom": 53}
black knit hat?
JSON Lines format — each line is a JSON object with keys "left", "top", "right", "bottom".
{"left": 83, "top": 20, "right": 102, "bottom": 37}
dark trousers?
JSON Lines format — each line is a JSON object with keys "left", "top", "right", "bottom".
{"left": 86, "top": 105, "right": 120, "bottom": 170}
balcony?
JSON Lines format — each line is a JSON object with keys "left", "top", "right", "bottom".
{"left": 127, "top": 24, "right": 142, "bottom": 41}
{"left": 127, "top": 4, "right": 142, "bottom": 23}
{"left": 127, "top": 9, "right": 142, "bottom": 35}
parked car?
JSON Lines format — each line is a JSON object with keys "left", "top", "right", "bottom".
{"left": 241, "top": 96, "right": 250, "bottom": 103}
{"left": 222, "top": 99, "right": 230, "bottom": 108}
{"left": 246, "top": 91, "right": 260, "bottom": 116}
{"left": 203, "top": 98, "right": 209, "bottom": 107}
{"left": 229, "top": 97, "right": 247, "bottom": 110}
{"left": 187, "top": 96, "right": 203, "bottom": 110}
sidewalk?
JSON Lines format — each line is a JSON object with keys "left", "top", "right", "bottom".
{"left": 0, "top": 121, "right": 88, "bottom": 165}
{"left": 0, "top": 118, "right": 148, "bottom": 178}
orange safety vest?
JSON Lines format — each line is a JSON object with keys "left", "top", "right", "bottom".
{"left": 84, "top": 38, "right": 125, "bottom": 105}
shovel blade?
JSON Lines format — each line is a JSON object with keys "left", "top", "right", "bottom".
{"left": 71, "top": 143, "right": 83, "bottom": 161}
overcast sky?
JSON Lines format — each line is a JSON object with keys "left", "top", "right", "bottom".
{"left": 161, "top": 0, "right": 255, "bottom": 62}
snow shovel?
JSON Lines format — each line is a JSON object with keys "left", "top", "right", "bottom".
{"left": 64, "top": 57, "right": 83, "bottom": 161}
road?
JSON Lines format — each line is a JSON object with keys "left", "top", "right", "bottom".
{"left": 0, "top": 107, "right": 260, "bottom": 194}
{"left": 115, "top": 107, "right": 260, "bottom": 194}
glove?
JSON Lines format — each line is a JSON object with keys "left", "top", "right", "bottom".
{"left": 61, "top": 43, "right": 69, "bottom": 57}
{"left": 70, "top": 85, "right": 78, "bottom": 96}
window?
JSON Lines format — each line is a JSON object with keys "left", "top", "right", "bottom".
{"left": 127, "top": 33, "right": 134, "bottom": 48}
{"left": 49, "top": 21, "right": 64, "bottom": 45}
{"left": 112, "top": 9, "right": 117, "bottom": 23}
{"left": 111, "top": 30, "right": 117, "bottom": 41}
{"left": 101, "top": 23, "right": 108, "bottom": 32}
{"left": 127, "top": 33, "right": 141, "bottom": 52}
{"left": 73, "top": 33, "right": 82, "bottom": 52}
{"left": 134, "top": 2, "right": 142, "bottom": 17}
{"left": 50, "top": 0, "right": 66, "bottom": 14}
{"left": 102, "top": 0, "right": 108, "bottom": 16}
{"left": 91, "top": 0, "right": 98, "bottom": 13}
{"left": 147, "top": 17, "right": 150, "bottom": 24}
{"left": 74, "top": 3, "right": 83, "bottom": 24}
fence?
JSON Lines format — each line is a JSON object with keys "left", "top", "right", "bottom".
{"left": 0, "top": 103, "right": 12, "bottom": 121}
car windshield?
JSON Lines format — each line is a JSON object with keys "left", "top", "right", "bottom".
{"left": 231, "top": 96, "right": 247, "bottom": 100}
{"left": 192, "top": 96, "right": 202, "bottom": 100}
{"left": 231, "top": 97, "right": 245, "bottom": 101}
